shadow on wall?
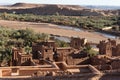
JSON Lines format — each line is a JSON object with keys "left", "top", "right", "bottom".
{"left": 99, "top": 74, "right": 120, "bottom": 80}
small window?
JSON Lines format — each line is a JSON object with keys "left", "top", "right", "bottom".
{"left": 45, "top": 49, "right": 48, "bottom": 52}
{"left": 68, "top": 49, "right": 71, "bottom": 52}
{"left": 75, "top": 42, "right": 77, "bottom": 46}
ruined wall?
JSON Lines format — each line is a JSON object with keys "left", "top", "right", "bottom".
{"left": 98, "top": 64, "right": 112, "bottom": 70}
{"left": 56, "top": 47, "right": 72, "bottom": 61}
{"left": 67, "top": 57, "right": 89, "bottom": 65}
{"left": 32, "top": 41, "right": 55, "bottom": 59}
{"left": 70, "top": 37, "right": 87, "bottom": 49}
{"left": 1, "top": 69, "right": 11, "bottom": 77}
{"left": 111, "top": 60, "right": 120, "bottom": 69}
{"left": 98, "top": 40, "right": 112, "bottom": 57}
{"left": 90, "top": 56, "right": 107, "bottom": 65}
{"left": 112, "top": 44, "right": 120, "bottom": 56}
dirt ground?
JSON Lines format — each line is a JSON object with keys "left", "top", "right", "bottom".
{"left": 0, "top": 20, "right": 119, "bottom": 43}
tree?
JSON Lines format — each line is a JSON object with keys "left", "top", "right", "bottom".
{"left": 25, "top": 46, "right": 32, "bottom": 54}
{"left": 37, "top": 33, "right": 49, "bottom": 41}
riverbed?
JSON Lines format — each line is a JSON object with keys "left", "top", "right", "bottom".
{"left": 0, "top": 20, "right": 119, "bottom": 43}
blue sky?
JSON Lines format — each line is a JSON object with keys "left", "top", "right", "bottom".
{"left": 0, "top": 0, "right": 120, "bottom": 6}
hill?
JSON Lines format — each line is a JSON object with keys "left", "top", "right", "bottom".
{"left": 0, "top": 3, "right": 119, "bottom": 16}
{"left": 11, "top": 3, "right": 43, "bottom": 8}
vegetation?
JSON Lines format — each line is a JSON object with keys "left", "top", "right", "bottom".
{"left": 0, "top": 12, "right": 119, "bottom": 63}
{"left": 56, "top": 40, "right": 69, "bottom": 47}
{"left": 83, "top": 44, "right": 98, "bottom": 57}
{"left": 0, "top": 27, "right": 43, "bottom": 62}
{"left": 0, "top": 13, "right": 119, "bottom": 30}
{"left": 0, "top": 26, "right": 69, "bottom": 62}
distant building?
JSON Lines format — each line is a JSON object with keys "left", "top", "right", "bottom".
{"left": 70, "top": 37, "right": 87, "bottom": 49}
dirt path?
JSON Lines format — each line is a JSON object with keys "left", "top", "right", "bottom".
{"left": 0, "top": 20, "right": 119, "bottom": 43}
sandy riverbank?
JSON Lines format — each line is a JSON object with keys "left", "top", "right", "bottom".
{"left": 0, "top": 20, "right": 119, "bottom": 43}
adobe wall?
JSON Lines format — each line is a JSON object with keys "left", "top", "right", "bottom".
{"left": 1, "top": 74, "right": 98, "bottom": 80}
{"left": 44, "top": 41, "right": 56, "bottom": 48}
{"left": 98, "top": 40, "right": 112, "bottom": 57}
{"left": 0, "top": 67, "right": 59, "bottom": 77}
{"left": 19, "top": 69, "right": 39, "bottom": 76}
{"left": 1, "top": 69, "right": 11, "bottom": 77}
{"left": 70, "top": 37, "right": 87, "bottom": 50}
{"left": 32, "top": 45, "right": 42, "bottom": 59}
{"left": 67, "top": 57, "right": 89, "bottom": 65}
{"left": 2, "top": 74, "right": 120, "bottom": 80}
{"left": 67, "top": 58, "right": 83, "bottom": 65}
{"left": 113, "top": 44, "right": 120, "bottom": 56}
{"left": 98, "top": 65, "right": 112, "bottom": 70}
{"left": 90, "top": 55, "right": 108, "bottom": 65}
{"left": 111, "top": 60, "right": 120, "bottom": 69}
{"left": 70, "top": 37, "right": 83, "bottom": 49}
{"left": 56, "top": 47, "right": 73, "bottom": 61}
{"left": 41, "top": 46, "right": 53, "bottom": 61}
{"left": 56, "top": 48, "right": 72, "bottom": 52}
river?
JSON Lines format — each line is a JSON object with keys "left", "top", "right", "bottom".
{"left": 54, "top": 25, "right": 118, "bottom": 42}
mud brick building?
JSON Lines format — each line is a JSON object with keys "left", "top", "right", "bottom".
{"left": 98, "top": 39, "right": 120, "bottom": 57}
{"left": 12, "top": 48, "right": 32, "bottom": 66}
{"left": 111, "top": 59, "right": 120, "bottom": 69}
{"left": 2, "top": 36, "right": 120, "bottom": 78}
{"left": 90, "top": 55, "right": 109, "bottom": 65}
{"left": 98, "top": 40, "right": 112, "bottom": 57}
{"left": 39, "top": 45, "right": 54, "bottom": 61}
{"left": 91, "top": 55, "right": 120, "bottom": 70}
{"left": 54, "top": 47, "right": 73, "bottom": 61}
{"left": 17, "top": 53, "right": 32, "bottom": 66}
{"left": 12, "top": 48, "right": 20, "bottom": 66}
{"left": 112, "top": 44, "right": 120, "bottom": 56}
{"left": 70, "top": 37, "right": 87, "bottom": 49}
{"left": 32, "top": 40, "right": 56, "bottom": 59}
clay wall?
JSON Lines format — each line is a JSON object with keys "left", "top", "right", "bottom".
{"left": 56, "top": 47, "right": 73, "bottom": 61}
{"left": 98, "top": 64, "right": 111, "bottom": 70}
{"left": 32, "top": 45, "right": 42, "bottom": 59}
{"left": 111, "top": 60, "right": 120, "bottom": 69}
{"left": 98, "top": 40, "right": 112, "bottom": 57}
{"left": 113, "top": 44, "right": 120, "bottom": 56}
{"left": 1, "top": 69, "right": 11, "bottom": 76}
{"left": 70, "top": 37, "right": 87, "bottom": 49}
{"left": 41, "top": 46, "right": 53, "bottom": 61}
{"left": 90, "top": 55, "right": 108, "bottom": 65}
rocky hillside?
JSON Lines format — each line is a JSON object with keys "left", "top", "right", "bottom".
{"left": 0, "top": 3, "right": 119, "bottom": 16}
